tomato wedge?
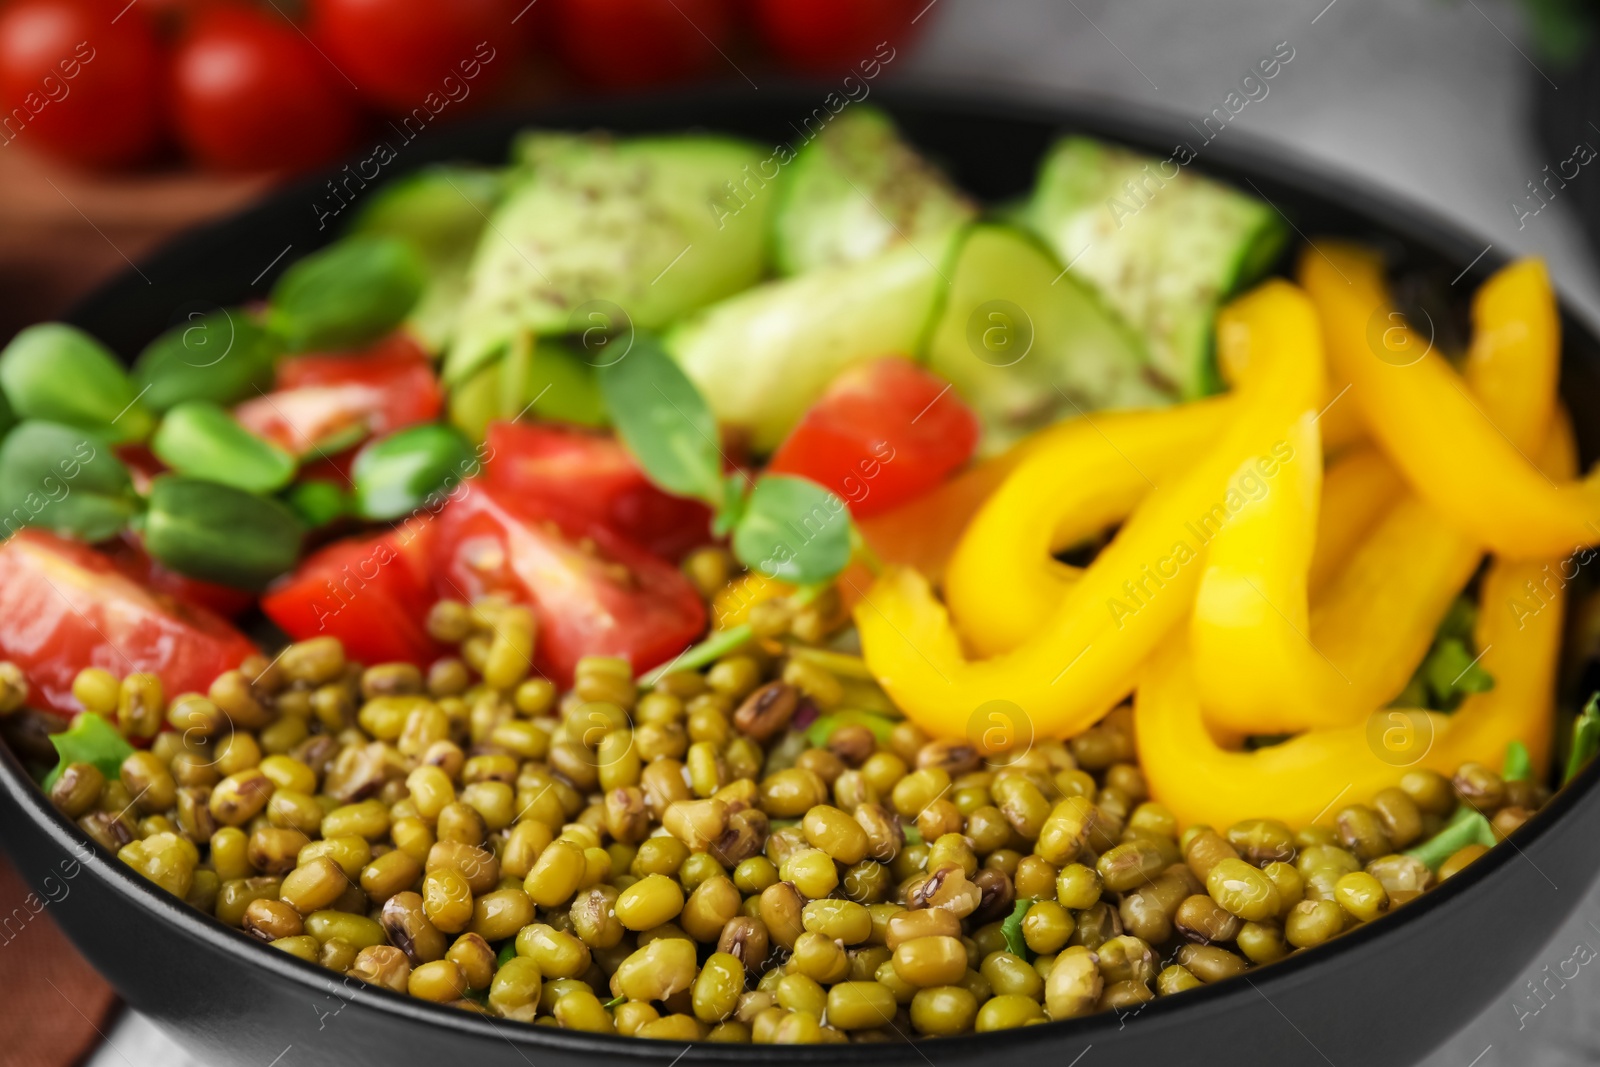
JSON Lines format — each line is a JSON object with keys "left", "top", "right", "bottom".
{"left": 433, "top": 481, "right": 707, "bottom": 686}
{"left": 106, "top": 532, "right": 256, "bottom": 619}
{"left": 0, "top": 530, "right": 257, "bottom": 716}
{"left": 767, "top": 357, "right": 980, "bottom": 518}
{"left": 235, "top": 333, "right": 442, "bottom": 457}
{"left": 261, "top": 527, "right": 443, "bottom": 669}
{"left": 481, "top": 421, "right": 712, "bottom": 561}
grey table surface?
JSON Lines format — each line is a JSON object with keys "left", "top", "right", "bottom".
{"left": 83, "top": 0, "right": 1600, "bottom": 1064}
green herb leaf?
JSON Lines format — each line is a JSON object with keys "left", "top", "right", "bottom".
{"left": 636, "top": 624, "right": 753, "bottom": 689}
{"left": 1502, "top": 740, "right": 1532, "bottom": 783}
{"left": 805, "top": 710, "right": 898, "bottom": 748}
{"left": 603, "top": 995, "right": 626, "bottom": 1010}
{"left": 597, "top": 335, "right": 723, "bottom": 506}
{"left": 0, "top": 323, "right": 152, "bottom": 442}
{"left": 268, "top": 236, "right": 427, "bottom": 352}
{"left": 495, "top": 940, "right": 518, "bottom": 969}
{"left": 1423, "top": 637, "right": 1494, "bottom": 707}
{"left": 152, "top": 401, "right": 297, "bottom": 494}
{"left": 0, "top": 421, "right": 138, "bottom": 542}
{"left": 144, "top": 475, "right": 305, "bottom": 590}
{"left": 284, "top": 480, "right": 351, "bottom": 529}
{"left": 133, "top": 310, "right": 281, "bottom": 412}
{"left": 1404, "top": 806, "right": 1497, "bottom": 871}
{"left": 351, "top": 423, "right": 478, "bottom": 521}
{"left": 732, "top": 475, "right": 852, "bottom": 584}
{"left": 42, "top": 713, "right": 133, "bottom": 792}
{"left": 1000, "top": 898, "right": 1033, "bottom": 960}
{"left": 901, "top": 824, "right": 923, "bottom": 846}
{"left": 1565, "top": 692, "right": 1600, "bottom": 785}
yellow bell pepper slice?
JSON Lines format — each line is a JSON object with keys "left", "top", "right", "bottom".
{"left": 1196, "top": 253, "right": 1560, "bottom": 734}
{"left": 1138, "top": 407, "right": 1575, "bottom": 829}
{"left": 1189, "top": 410, "right": 1323, "bottom": 732}
{"left": 1304, "top": 245, "right": 1576, "bottom": 559}
{"left": 945, "top": 398, "right": 1235, "bottom": 657}
{"left": 1306, "top": 447, "right": 1403, "bottom": 599}
{"left": 856, "top": 280, "right": 1323, "bottom": 747}
{"left": 1137, "top": 548, "right": 1563, "bottom": 829}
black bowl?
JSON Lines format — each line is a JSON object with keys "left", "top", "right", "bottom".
{"left": 4, "top": 87, "right": 1600, "bottom": 1067}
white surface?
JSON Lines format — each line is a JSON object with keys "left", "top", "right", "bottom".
{"left": 89, "top": 1, "right": 1600, "bottom": 1063}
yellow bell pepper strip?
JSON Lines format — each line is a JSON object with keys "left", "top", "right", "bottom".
{"left": 1138, "top": 416, "right": 1575, "bottom": 829}
{"left": 945, "top": 397, "right": 1236, "bottom": 657}
{"left": 1304, "top": 245, "right": 1578, "bottom": 559}
{"left": 1189, "top": 410, "right": 1324, "bottom": 733}
{"left": 856, "top": 280, "right": 1324, "bottom": 748}
{"left": 1196, "top": 252, "right": 1558, "bottom": 735}
{"left": 1306, "top": 446, "right": 1403, "bottom": 599}
{"left": 1136, "top": 550, "right": 1563, "bottom": 829}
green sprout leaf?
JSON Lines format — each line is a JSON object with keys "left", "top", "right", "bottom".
{"left": 42, "top": 713, "right": 133, "bottom": 792}
{"left": 1404, "top": 806, "right": 1497, "bottom": 871}
{"left": 1000, "top": 898, "right": 1033, "bottom": 960}
{"left": 268, "top": 236, "right": 427, "bottom": 353}
{"left": 1502, "top": 740, "right": 1532, "bottom": 783}
{"left": 805, "top": 710, "right": 898, "bottom": 748}
{"left": 1565, "top": 692, "right": 1600, "bottom": 785}
{"left": 597, "top": 335, "right": 723, "bottom": 507}
{"left": 151, "top": 401, "right": 297, "bottom": 494}
{"left": 0, "top": 421, "right": 139, "bottom": 543}
{"left": 732, "top": 475, "right": 852, "bottom": 585}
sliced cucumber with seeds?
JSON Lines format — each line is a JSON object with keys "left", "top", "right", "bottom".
{"left": 772, "top": 106, "right": 976, "bottom": 276}
{"left": 923, "top": 223, "right": 1171, "bottom": 456}
{"left": 666, "top": 234, "right": 957, "bottom": 453}
{"left": 445, "top": 134, "right": 776, "bottom": 386}
{"left": 1020, "top": 136, "right": 1287, "bottom": 398}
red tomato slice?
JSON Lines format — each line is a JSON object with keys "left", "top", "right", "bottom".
{"left": 106, "top": 532, "right": 256, "bottom": 619}
{"left": 767, "top": 358, "right": 979, "bottom": 518}
{"left": 0, "top": 530, "right": 257, "bottom": 716}
{"left": 235, "top": 333, "right": 442, "bottom": 457}
{"left": 432, "top": 481, "right": 706, "bottom": 686}
{"left": 481, "top": 421, "right": 712, "bottom": 561}
{"left": 261, "top": 527, "right": 443, "bottom": 669}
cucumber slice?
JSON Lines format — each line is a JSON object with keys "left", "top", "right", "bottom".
{"left": 350, "top": 165, "right": 504, "bottom": 355}
{"left": 772, "top": 106, "right": 975, "bottom": 276}
{"left": 444, "top": 134, "right": 776, "bottom": 386}
{"left": 1021, "top": 136, "right": 1288, "bottom": 398}
{"left": 924, "top": 224, "right": 1171, "bottom": 455}
{"left": 666, "top": 236, "right": 955, "bottom": 453}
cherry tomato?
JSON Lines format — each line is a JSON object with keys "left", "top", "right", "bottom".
{"left": 235, "top": 333, "right": 443, "bottom": 458}
{"left": 433, "top": 481, "right": 706, "bottom": 686}
{"left": 107, "top": 532, "right": 256, "bottom": 619}
{"left": 767, "top": 357, "right": 979, "bottom": 519}
{"left": 552, "top": 0, "right": 732, "bottom": 89}
{"left": 261, "top": 527, "right": 443, "bottom": 668}
{"left": 0, "top": 529, "right": 256, "bottom": 716}
{"left": 168, "top": 4, "right": 357, "bottom": 172}
{"left": 0, "top": 0, "right": 163, "bottom": 168}
{"left": 309, "top": 0, "right": 522, "bottom": 114}
{"left": 752, "top": 0, "right": 922, "bottom": 75}
{"left": 482, "top": 421, "right": 711, "bottom": 561}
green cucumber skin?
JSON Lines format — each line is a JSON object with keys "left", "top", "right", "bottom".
{"left": 771, "top": 106, "right": 976, "bottom": 277}
{"left": 1022, "top": 136, "right": 1288, "bottom": 399}
{"left": 666, "top": 235, "right": 956, "bottom": 453}
{"left": 445, "top": 134, "right": 777, "bottom": 386}
{"left": 923, "top": 223, "right": 1171, "bottom": 455}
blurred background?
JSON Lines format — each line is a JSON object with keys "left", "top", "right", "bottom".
{"left": 4, "top": 0, "right": 1600, "bottom": 1064}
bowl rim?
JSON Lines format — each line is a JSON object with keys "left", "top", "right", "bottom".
{"left": 15, "top": 80, "right": 1600, "bottom": 1060}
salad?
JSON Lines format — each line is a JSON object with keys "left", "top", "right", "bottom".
{"left": 1, "top": 107, "right": 1593, "bottom": 1043}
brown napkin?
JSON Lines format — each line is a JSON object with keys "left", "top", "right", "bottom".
{"left": 0, "top": 855, "right": 119, "bottom": 1067}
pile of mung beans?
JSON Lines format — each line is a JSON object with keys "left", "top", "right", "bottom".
{"left": 28, "top": 552, "right": 1553, "bottom": 1043}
